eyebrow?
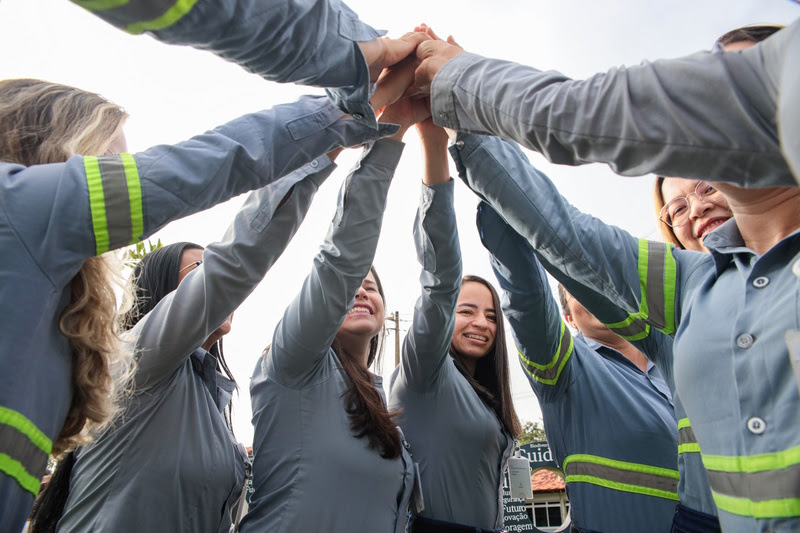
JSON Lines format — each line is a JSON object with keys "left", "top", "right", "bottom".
{"left": 457, "top": 302, "right": 496, "bottom": 313}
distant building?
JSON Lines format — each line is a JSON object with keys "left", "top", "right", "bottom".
{"left": 529, "top": 468, "right": 569, "bottom": 531}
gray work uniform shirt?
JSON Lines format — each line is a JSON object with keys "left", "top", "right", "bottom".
{"left": 0, "top": 92, "right": 395, "bottom": 532}
{"left": 388, "top": 180, "right": 514, "bottom": 530}
{"left": 456, "top": 134, "right": 720, "bottom": 522}
{"left": 478, "top": 203, "right": 678, "bottom": 533}
{"left": 72, "top": 0, "right": 385, "bottom": 128}
{"left": 431, "top": 19, "right": 800, "bottom": 187}
{"left": 242, "top": 139, "right": 416, "bottom": 533}
{"left": 58, "top": 152, "right": 356, "bottom": 532}
{"left": 452, "top": 133, "right": 800, "bottom": 531}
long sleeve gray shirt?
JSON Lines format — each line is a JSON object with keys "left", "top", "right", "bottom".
{"left": 450, "top": 132, "right": 800, "bottom": 531}
{"left": 388, "top": 180, "right": 515, "bottom": 530}
{"left": 71, "top": 0, "right": 386, "bottom": 127}
{"left": 432, "top": 18, "right": 800, "bottom": 187}
{"left": 243, "top": 139, "right": 416, "bottom": 533}
{"left": 0, "top": 95, "right": 395, "bottom": 532}
{"left": 58, "top": 154, "right": 341, "bottom": 533}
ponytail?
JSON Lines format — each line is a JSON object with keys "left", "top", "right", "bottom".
{"left": 29, "top": 452, "right": 76, "bottom": 533}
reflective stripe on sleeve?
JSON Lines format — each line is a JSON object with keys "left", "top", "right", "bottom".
{"left": 562, "top": 453, "right": 680, "bottom": 501}
{"left": 702, "top": 445, "right": 800, "bottom": 518}
{"left": 71, "top": 0, "right": 200, "bottom": 34}
{"left": 605, "top": 239, "right": 677, "bottom": 338}
{"left": 518, "top": 320, "right": 573, "bottom": 385}
{"left": 0, "top": 407, "right": 53, "bottom": 496}
{"left": 84, "top": 154, "right": 144, "bottom": 255}
{"left": 677, "top": 418, "right": 700, "bottom": 454}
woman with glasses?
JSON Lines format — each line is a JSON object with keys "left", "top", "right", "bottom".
{"left": 387, "top": 120, "right": 521, "bottom": 533}
{"left": 451, "top": 115, "right": 800, "bottom": 533}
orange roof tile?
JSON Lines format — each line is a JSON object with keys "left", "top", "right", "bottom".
{"left": 531, "top": 469, "right": 565, "bottom": 492}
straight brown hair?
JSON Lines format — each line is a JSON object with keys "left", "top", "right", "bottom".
{"left": 333, "top": 267, "right": 403, "bottom": 459}
{"left": 450, "top": 275, "right": 522, "bottom": 438}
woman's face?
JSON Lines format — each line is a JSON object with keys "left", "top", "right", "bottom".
{"left": 451, "top": 282, "right": 497, "bottom": 363}
{"left": 661, "top": 178, "right": 732, "bottom": 252}
{"left": 339, "top": 271, "right": 386, "bottom": 339}
{"left": 178, "top": 248, "right": 233, "bottom": 347}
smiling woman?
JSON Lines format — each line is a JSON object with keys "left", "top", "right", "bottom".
{"left": 387, "top": 116, "right": 521, "bottom": 533}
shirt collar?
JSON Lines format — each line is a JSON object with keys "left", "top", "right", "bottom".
{"left": 703, "top": 218, "right": 800, "bottom": 273}
{"left": 191, "top": 348, "right": 236, "bottom": 413}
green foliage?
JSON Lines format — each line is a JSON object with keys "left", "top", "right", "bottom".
{"left": 518, "top": 419, "right": 547, "bottom": 445}
{"left": 121, "top": 239, "right": 163, "bottom": 268}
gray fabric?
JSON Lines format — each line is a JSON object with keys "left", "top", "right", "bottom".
{"left": 432, "top": 19, "right": 800, "bottom": 187}
{"left": 453, "top": 134, "right": 719, "bottom": 520}
{"left": 243, "top": 139, "right": 415, "bottom": 533}
{"left": 388, "top": 180, "right": 514, "bottom": 530}
{"left": 453, "top": 133, "right": 800, "bottom": 530}
{"left": 0, "top": 94, "right": 393, "bottom": 532}
{"left": 58, "top": 156, "right": 336, "bottom": 533}
{"left": 478, "top": 201, "right": 679, "bottom": 533}
{"left": 73, "top": 0, "right": 384, "bottom": 128}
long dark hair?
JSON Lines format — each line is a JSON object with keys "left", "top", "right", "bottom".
{"left": 716, "top": 24, "right": 783, "bottom": 47}
{"left": 332, "top": 267, "right": 403, "bottom": 459}
{"left": 30, "top": 242, "right": 238, "bottom": 532}
{"left": 450, "top": 275, "right": 522, "bottom": 438}
{"left": 125, "top": 242, "right": 238, "bottom": 427}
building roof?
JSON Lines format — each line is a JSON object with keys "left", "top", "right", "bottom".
{"left": 531, "top": 468, "right": 566, "bottom": 492}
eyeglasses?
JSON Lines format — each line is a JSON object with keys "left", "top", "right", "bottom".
{"left": 659, "top": 181, "right": 722, "bottom": 228}
{"left": 179, "top": 260, "right": 202, "bottom": 274}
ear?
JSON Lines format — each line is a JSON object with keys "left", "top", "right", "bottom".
{"left": 563, "top": 313, "right": 576, "bottom": 330}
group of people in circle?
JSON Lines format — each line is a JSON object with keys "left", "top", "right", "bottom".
{"left": 1, "top": 2, "right": 798, "bottom": 533}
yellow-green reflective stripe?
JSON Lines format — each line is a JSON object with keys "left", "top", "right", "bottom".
{"left": 603, "top": 315, "right": 650, "bottom": 341}
{"left": 71, "top": 0, "right": 128, "bottom": 11}
{"left": 565, "top": 474, "right": 680, "bottom": 502}
{"left": 702, "top": 444, "right": 800, "bottom": 474}
{"left": 0, "top": 453, "right": 41, "bottom": 496}
{"left": 563, "top": 454, "right": 680, "bottom": 480}
{"left": 662, "top": 245, "right": 677, "bottom": 334}
{"left": 679, "top": 443, "right": 701, "bottom": 455}
{"left": 563, "top": 454, "right": 679, "bottom": 501}
{"left": 605, "top": 240, "right": 677, "bottom": 337}
{"left": 712, "top": 492, "right": 800, "bottom": 519}
{"left": 0, "top": 407, "right": 52, "bottom": 455}
{"left": 637, "top": 239, "right": 651, "bottom": 322}
{"left": 121, "top": 153, "right": 143, "bottom": 243}
{"left": 677, "top": 419, "right": 698, "bottom": 455}
{"left": 518, "top": 320, "right": 573, "bottom": 385}
{"left": 126, "top": 0, "right": 199, "bottom": 34}
{"left": 84, "top": 156, "right": 110, "bottom": 255}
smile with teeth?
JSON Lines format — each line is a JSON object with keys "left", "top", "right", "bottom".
{"left": 348, "top": 306, "right": 372, "bottom": 315}
{"left": 698, "top": 219, "right": 725, "bottom": 237}
{"left": 465, "top": 333, "right": 488, "bottom": 342}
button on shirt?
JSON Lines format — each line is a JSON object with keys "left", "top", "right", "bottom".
{"left": 477, "top": 207, "right": 679, "bottom": 533}
{"left": 447, "top": 133, "right": 800, "bottom": 530}
{"left": 0, "top": 95, "right": 395, "bottom": 533}
{"left": 389, "top": 181, "right": 514, "bottom": 530}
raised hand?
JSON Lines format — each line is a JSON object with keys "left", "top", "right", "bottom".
{"left": 417, "top": 115, "right": 450, "bottom": 185}
{"left": 371, "top": 55, "right": 420, "bottom": 111}
{"left": 379, "top": 95, "right": 432, "bottom": 142}
{"left": 408, "top": 26, "right": 465, "bottom": 96}
{"left": 358, "top": 32, "right": 431, "bottom": 83}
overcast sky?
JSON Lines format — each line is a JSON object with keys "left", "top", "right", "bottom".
{"left": 1, "top": 0, "right": 797, "bottom": 445}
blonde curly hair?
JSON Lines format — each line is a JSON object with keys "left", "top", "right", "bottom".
{"left": 0, "top": 79, "right": 135, "bottom": 456}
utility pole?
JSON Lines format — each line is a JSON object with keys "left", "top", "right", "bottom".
{"left": 385, "top": 311, "right": 401, "bottom": 367}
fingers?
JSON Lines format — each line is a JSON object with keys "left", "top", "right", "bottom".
{"left": 371, "top": 56, "right": 420, "bottom": 110}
